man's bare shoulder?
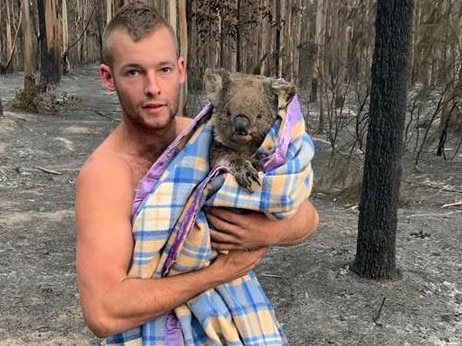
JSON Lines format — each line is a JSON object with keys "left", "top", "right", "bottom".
{"left": 75, "top": 147, "right": 135, "bottom": 240}
{"left": 79, "top": 143, "right": 129, "bottom": 177}
{"left": 76, "top": 143, "right": 135, "bottom": 202}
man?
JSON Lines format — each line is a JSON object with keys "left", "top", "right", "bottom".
{"left": 75, "top": 1, "right": 319, "bottom": 344}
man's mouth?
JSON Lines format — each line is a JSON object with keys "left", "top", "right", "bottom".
{"left": 143, "top": 102, "right": 164, "bottom": 109}
{"left": 142, "top": 103, "right": 166, "bottom": 114}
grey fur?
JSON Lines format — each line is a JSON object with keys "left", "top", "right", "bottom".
{"left": 204, "top": 68, "right": 296, "bottom": 192}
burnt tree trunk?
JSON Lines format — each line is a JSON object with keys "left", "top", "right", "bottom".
{"left": 351, "top": 0, "right": 414, "bottom": 279}
{"left": 314, "top": 0, "right": 328, "bottom": 132}
{"left": 178, "top": 0, "right": 188, "bottom": 115}
{"left": 273, "top": 0, "right": 281, "bottom": 76}
{"left": 62, "top": 0, "right": 70, "bottom": 74}
{"left": 38, "top": 0, "right": 61, "bottom": 87}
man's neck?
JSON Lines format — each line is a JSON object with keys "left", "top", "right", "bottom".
{"left": 116, "top": 117, "right": 177, "bottom": 163}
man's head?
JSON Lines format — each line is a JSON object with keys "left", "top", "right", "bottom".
{"left": 100, "top": 1, "right": 186, "bottom": 132}
{"left": 102, "top": 1, "right": 177, "bottom": 68}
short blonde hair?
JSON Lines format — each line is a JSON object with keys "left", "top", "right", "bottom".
{"left": 102, "top": 1, "right": 177, "bottom": 66}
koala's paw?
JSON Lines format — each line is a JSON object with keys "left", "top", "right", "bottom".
{"left": 234, "top": 161, "right": 261, "bottom": 193}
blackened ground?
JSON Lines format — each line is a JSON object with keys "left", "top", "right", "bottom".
{"left": 0, "top": 66, "right": 461, "bottom": 345}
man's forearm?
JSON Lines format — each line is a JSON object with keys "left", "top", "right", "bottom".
{"left": 82, "top": 248, "right": 266, "bottom": 338}
{"left": 275, "top": 200, "right": 319, "bottom": 246}
{"left": 85, "top": 266, "right": 222, "bottom": 338}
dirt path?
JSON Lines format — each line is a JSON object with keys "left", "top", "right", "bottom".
{"left": 0, "top": 66, "right": 461, "bottom": 345}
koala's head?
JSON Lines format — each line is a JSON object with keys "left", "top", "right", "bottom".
{"left": 204, "top": 68, "right": 296, "bottom": 151}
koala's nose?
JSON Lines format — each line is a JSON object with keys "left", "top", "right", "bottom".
{"left": 233, "top": 115, "right": 250, "bottom": 135}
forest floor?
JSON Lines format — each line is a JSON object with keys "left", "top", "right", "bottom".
{"left": 0, "top": 65, "right": 461, "bottom": 346}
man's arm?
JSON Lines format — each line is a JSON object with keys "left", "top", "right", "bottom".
{"left": 75, "top": 155, "right": 267, "bottom": 338}
{"left": 207, "top": 200, "right": 319, "bottom": 251}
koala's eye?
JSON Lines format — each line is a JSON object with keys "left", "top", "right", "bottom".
{"left": 257, "top": 114, "right": 263, "bottom": 119}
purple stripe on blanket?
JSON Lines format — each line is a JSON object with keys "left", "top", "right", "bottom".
{"left": 165, "top": 311, "right": 185, "bottom": 345}
{"left": 262, "top": 96, "right": 302, "bottom": 172}
{"left": 162, "top": 165, "right": 231, "bottom": 276}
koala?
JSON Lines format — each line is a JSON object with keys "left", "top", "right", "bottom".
{"left": 204, "top": 68, "right": 296, "bottom": 192}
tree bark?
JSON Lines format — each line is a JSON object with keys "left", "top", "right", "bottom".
{"left": 334, "top": 2, "right": 349, "bottom": 108}
{"left": 178, "top": 0, "right": 188, "bottom": 116}
{"left": 62, "top": 0, "right": 70, "bottom": 74}
{"left": 215, "top": 5, "right": 222, "bottom": 67}
{"left": 292, "top": 0, "right": 303, "bottom": 84}
{"left": 281, "top": 0, "right": 291, "bottom": 79}
{"left": 23, "top": 0, "right": 36, "bottom": 95}
{"left": 315, "top": 0, "right": 328, "bottom": 131}
{"left": 0, "top": 1, "right": 3, "bottom": 66}
{"left": 273, "top": 0, "right": 281, "bottom": 77}
{"left": 262, "top": 0, "right": 273, "bottom": 76}
{"left": 351, "top": 0, "right": 414, "bottom": 280}
{"left": 298, "top": 0, "right": 313, "bottom": 90}
{"left": 168, "top": 0, "right": 177, "bottom": 36}
{"left": 236, "top": 0, "right": 242, "bottom": 72}
{"left": 2, "top": 1, "right": 23, "bottom": 74}
{"left": 5, "top": 1, "right": 13, "bottom": 72}
{"left": 38, "top": 0, "right": 61, "bottom": 87}
{"left": 106, "top": 0, "right": 113, "bottom": 25}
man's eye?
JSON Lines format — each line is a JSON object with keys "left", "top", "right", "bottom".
{"left": 160, "top": 67, "right": 173, "bottom": 74}
{"left": 126, "top": 70, "right": 139, "bottom": 76}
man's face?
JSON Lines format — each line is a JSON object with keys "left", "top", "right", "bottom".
{"left": 100, "top": 27, "right": 186, "bottom": 131}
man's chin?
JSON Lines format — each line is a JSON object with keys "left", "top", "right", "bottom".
{"left": 141, "top": 114, "right": 175, "bottom": 131}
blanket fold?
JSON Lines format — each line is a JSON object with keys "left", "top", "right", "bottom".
{"left": 104, "top": 96, "right": 314, "bottom": 345}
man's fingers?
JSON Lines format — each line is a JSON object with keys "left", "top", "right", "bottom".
{"left": 207, "top": 207, "right": 251, "bottom": 226}
{"left": 210, "top": 229, "right": 241, "bottom": 244}
{"left": 207, "top": 213, "right": 239, "bottom": 235}
{"left": 211, "top": 241, "right": 242, "bottom": 251}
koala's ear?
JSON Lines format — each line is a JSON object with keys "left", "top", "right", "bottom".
{"left": 271, "top": 79, "right": 296, "bottom": 110}
{"left": 204, "top": 68, "right": 231, "bottom": 105}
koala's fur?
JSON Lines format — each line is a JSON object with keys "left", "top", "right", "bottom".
{"left": 204, "top": 68, "right": 296, "bottom": 192}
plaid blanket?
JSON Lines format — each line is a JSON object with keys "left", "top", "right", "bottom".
{"left": 104, "top": 96, "right": 314, "bottom": 345}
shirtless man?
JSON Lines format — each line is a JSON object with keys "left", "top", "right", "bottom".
{"left": 75, "top": 1, "right": 319, "bottom": 342}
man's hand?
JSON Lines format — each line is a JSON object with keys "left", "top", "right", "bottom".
{"left": 207, "top": 208, "right": 278, "bottom": 251}
{"left": 206, "top": 200, "right": 319, "bottom": 251}
{"left": 209, "top": 247, "right": 268, "bottom": 282}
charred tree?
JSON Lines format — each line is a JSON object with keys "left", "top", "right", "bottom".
{"left": 178, "top": 0, "right": 188, "bottom": 115}
{"left": 62, "top": 0, "right": 70, "bottom": 74}
{"left": 314, "top": 0, "right": 328, "bottom": 132}
{"left": 351, "top": 0, "right": 414, "bottom": 279}
{"left": 273, "top": 0, "right": 281, "bottom": 76}
{"left": 37, "top": 0, "right": 61, "bottom": 87}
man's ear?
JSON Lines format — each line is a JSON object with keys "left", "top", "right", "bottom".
{"left": 178, "top": 57, "right": 186, "bottom": 85}
{"left": 100, "top": 64, "right": 116, "bottom": 91}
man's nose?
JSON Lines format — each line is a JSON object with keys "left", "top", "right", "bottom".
{"left": 145, "top": 72, "right": 161, "bottom": 97}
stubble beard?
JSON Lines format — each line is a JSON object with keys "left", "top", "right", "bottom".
{"left": 117, "top": 90, "right": 180, "bottom": 132}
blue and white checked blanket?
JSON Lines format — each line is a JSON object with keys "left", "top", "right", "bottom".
{"left": 104, "top": 96, "right": 315, "bottom": 345}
